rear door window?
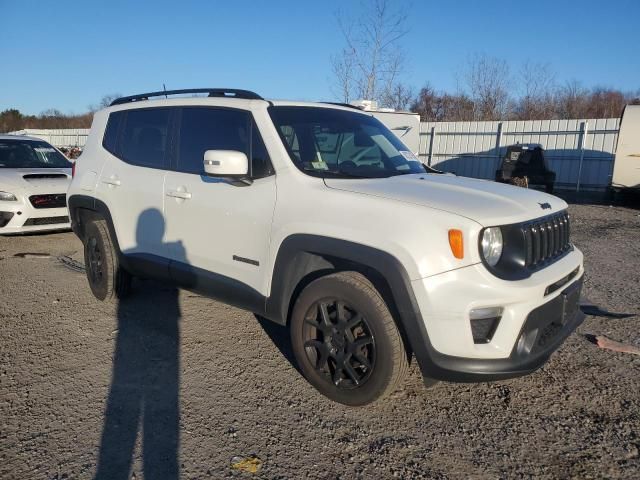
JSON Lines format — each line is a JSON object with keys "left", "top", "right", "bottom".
{"left": 119, "top": 108, "right": 172, "bottom": 169}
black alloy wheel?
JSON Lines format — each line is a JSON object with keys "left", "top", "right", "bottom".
{"left": 290, "top": 271, "right": 408, "bottom": 406}
{"left": 302, "top": 299, "right": 375, "bottom": 389}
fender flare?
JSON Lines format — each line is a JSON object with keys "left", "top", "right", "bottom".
{"left": 264, "top": 234, "right": 437, "bottom": 378}
{"left": 67, "top": 194, "right": 168, "bottom": 278}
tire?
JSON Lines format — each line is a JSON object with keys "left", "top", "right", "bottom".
{"left": 83, "top": 219, "right": 131, "bottom": 301}
{"left": 290, "top": 271, "right": 409, "bottom": 406}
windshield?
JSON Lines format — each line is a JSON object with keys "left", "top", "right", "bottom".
{"left": 268, "top": 106, "right": 426, "bottom": 178}
{"left": 0, "top": 139, "right": 72, "bottom": 169}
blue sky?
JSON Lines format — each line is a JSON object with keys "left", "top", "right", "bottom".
{"left": 1, "top": 0, "right": 639, "bottom": 114}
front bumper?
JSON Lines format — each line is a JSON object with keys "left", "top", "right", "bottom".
{"left": 423, "top": 277, "right": 583, "bottom": 381}
{"left": 0, "top": 196, "right": 70, "bottom": 234}
{"left": 407, "top": 248, "right": 585, "bottom": 382}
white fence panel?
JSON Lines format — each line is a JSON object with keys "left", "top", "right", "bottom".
{"left": 419, "top": 118, "right": 620, "bottom": 191}
{"left": 8, "top": 128, "right": 90, "bottom": 148}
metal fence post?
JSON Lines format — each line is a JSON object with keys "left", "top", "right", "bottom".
{"left": 576, "top": 121, "right": 589, "bottom": 192}
{"left": 427, "top": 126, "right": 436, "bottom": 166}
{"left": 495, "top": 122, "right": 503, "bottom": 164}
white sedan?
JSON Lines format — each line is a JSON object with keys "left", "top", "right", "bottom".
{"left": 0, "top": 135, "right": 72, "bottom": 234}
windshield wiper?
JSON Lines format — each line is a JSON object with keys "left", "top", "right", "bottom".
{"left": 303, "top": 168, "right": 372, "bottom": 178}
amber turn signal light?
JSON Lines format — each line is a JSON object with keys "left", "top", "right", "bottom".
{"left": 448, "top": 229, "right": 464, "bottom": 259}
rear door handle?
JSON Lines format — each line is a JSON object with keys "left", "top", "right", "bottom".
{"left": 102, "top": 175, "right": 121, "bottom": 187}
{"left": 166, "top": 189, "right": 192, "bottom": 200}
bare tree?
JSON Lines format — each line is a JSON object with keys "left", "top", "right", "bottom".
{"left": 520, "top": 61, "right": 556, "bottom": 100}
{"left": 332, "top": 46, "right": 357, "bottom": 104}
{"left": 331, "top": 0, "right": 410, "bottom": 104}
{"left": 100, "top": 93, "right": 121, "bottom": 108}
{"left": 88, "top": 93, "right": 122, "bottom": 112}
{"left": 463, "top": 54, "right": 511, "bottom": 120}
{"left": 587, "top": 87, "right": 627, "bottom": 118}
{"left": 555, "top": 80, "right": 590, "bottom": 119}
{"left": 440, "top": 93, "right": 475, "bottom": 121}
{"left": 411, "top": 84, "right": 439, "bottom": 120}
{"left": 379, "top": 83, "right": 413, "bottom": 110}
{"left": 515, "top": 61, "right": 557, "bottom": 120}
{"left": 411, "top": 84, "right": 475, "bottom": 122}
{"left": 409, "top": 60, "right": 637, "bottom": 121}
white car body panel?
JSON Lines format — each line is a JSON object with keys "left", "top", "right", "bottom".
{"left": 163, "top": 172, "right": 276, "bottom": 294}
{"left": 324, "top": 173, "right": 567, "bottom": 227}
{"left": 0, "top": 136, "right": 72, "bottom": 234}
{"left": 96, "top": 157, "right": 167, "bottom": 256}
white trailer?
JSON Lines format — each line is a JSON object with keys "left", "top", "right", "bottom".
{"left": 612, "top": 105, "right": 640, "bottom": 191}
{"left": 370, "top": 110, "right": 421, "bottom": 155}
{"left": 349, "top": 100, "right": 421, "bottom": 155}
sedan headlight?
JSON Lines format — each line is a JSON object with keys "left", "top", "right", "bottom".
{"left": 481, "top": 227, "right": 503, "bottom": 267}
{"left": 0, "top": 191, "right": 17, "bottom": 201}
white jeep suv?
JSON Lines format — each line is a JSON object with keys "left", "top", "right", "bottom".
{"left": 68, "top": 88, "right": 584, "bottom": 405}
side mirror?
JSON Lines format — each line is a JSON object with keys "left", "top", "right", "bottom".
{"left": 203, "top": 150, "right": 249, "bottom": 178}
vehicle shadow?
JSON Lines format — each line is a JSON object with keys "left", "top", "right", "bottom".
{"left": 254, "top": 314, "right": 303, "bottom": 376}
{"left": 429, "top": 146, "right": 640, "bottom": 207}
{"left": 95, "top": 209, "right": 185, "bottom": 480}
{"left": 432, "top": 147, "right": 613, "bottom": 189}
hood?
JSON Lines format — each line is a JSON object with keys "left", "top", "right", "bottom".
{"left": 324, "top": 173, "right": 567, "bottom": 227}
{"left": 0, "top": 168, "right": 71, "bottom": 194}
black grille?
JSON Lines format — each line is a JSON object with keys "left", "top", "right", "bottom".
{"left": 29, "top": 194, "right": 67, "bottom": 209}
{"left": 23, "top": 216, "right": 69, "bottom": 226}
{"left": 522, "top": 211, "right": 571, "bottom": 269}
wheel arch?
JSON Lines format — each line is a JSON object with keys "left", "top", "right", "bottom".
{"left": 67, "top": 194, "right": 126, "bottom": 266}
{"left": 265, "top": 234, "right": 432, "bottom": 365}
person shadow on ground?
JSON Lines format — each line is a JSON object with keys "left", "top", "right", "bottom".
{"left": 95, "top": 208, "right": 186, "bottom": 480}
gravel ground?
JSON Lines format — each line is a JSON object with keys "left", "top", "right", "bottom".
{"left": 1, "top": 203, "right": 639, "bottom": 479}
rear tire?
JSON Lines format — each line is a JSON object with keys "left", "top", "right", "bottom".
{"left": 83, "top": 219, "right": 131, "bottom": 301}
{"left": 290, "top": 271, "right": 408, "bottom": 406}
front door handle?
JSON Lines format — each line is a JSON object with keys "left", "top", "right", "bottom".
{"left": 102, "top": 175, "right": 121, "bottom": 187}
{"left": 166, "top": 189, "right": 192, "bottom": 200}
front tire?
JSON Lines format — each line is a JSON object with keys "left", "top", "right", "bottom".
{"left": 83, "top": 219, "right": 131, "bottom": 301}
{"left": 290, "top": 271, "right": 408, "bottom": 406}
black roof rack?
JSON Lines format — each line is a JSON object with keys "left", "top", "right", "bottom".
{"left": 110, "top": 88, "right": 263, "bottom": 106}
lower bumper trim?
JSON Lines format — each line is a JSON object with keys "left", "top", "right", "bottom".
{"left": 422, "top": 277, "right": 584, "bottom": 382}
{"left": 23, "top": 215, "right": 70, "bottom": 226}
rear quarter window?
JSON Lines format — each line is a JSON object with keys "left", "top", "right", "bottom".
{"left": 102, "top": 111, "right": 124, "bottom": 155}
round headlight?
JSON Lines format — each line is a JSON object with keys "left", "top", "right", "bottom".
{"left": 481, "top": 227, "right": 503, "bottom": 267}
{"left": 0, "top": 191, "right": 17, "bottom": 201}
